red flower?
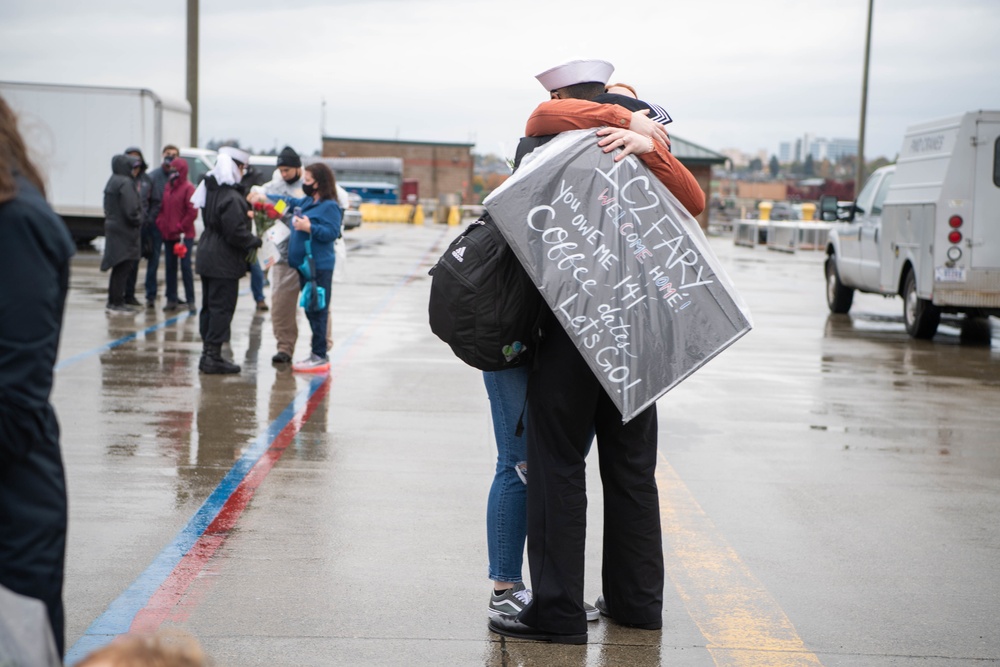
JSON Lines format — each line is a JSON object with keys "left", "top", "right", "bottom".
{"left": 252, "top": 201, "right": 281, "bottom": 236}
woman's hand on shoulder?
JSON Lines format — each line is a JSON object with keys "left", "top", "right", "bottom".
{"left": 629, "top": 109, "right": 670, "bottom": 148}
{"left": 597, "top": 127, "right": 656, "bottom": 162}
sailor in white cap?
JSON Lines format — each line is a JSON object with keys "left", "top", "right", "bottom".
{"left": 487, "top": 60, "right": 706, "bottom": 646}
{"left": 534, "top": 58, "right": 615, "bottom": 96}
{"left": 218, "top": 145, "right": 250, "bottom": 167}
{"left": 521, "top": 84, "right": 705, "bottom": 215}
{"left": 189, "top": 145, "right": 261, "bottom": 374}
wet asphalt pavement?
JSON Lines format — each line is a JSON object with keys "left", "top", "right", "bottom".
{"left": 53, "top": 222, "right": 1000, "bottom": 666}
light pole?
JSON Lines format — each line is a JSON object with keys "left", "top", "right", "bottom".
{"left": 186, "top": 0, "right": 199, "bottom": 147}
{"left": 855, "top": 0, "right": 873, "bottom": 196}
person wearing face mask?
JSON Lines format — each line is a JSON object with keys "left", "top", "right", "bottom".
{"left": 192, "top": 146, "right": 262, "bottom": 374}
{"left": 155, "top": 157, "right": 197, "bottom": 313}
{"left": 256, "top": 147, "right": 342, "bottom": 365}
{"left": 250, "top": 161, "right": 341, "bottom": 373}
{"left": 101, "top": 154, "right": 144, "bottom": 313}
{"left": 145, "top": 145, "right": 180, "bottom": 310}
{"left": 121, "top": 147, "right": 153, "bottom": 308}
{"left": 258, "top": 146, "right": 305, "bottom": 364}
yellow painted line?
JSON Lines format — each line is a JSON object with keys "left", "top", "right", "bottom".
{"left": 657, "top": 453, "right": 824, "bottom": 666}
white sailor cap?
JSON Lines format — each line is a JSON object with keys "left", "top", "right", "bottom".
{"left": 219, "top": 145, "right": 250, "bottom": 166}
{"left": 535, "top": 59, "right": 614, "bottom": 92}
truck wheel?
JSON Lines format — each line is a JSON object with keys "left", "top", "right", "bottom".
{"left": 825, "top": 256, "right": 853, "bottom": 314}
{"left": 903, "top": 271, "right": 939, "bottom": 339}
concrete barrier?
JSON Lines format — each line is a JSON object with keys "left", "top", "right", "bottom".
{"left": 733, "top": 219, "right": 832, "bottom": 252}
{"left": 359, "top": 204, "right": 424, "bottom": 224}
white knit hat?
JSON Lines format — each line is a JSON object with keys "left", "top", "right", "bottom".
{"left": 535, "top": 59, "right": 614, "bottom": 91}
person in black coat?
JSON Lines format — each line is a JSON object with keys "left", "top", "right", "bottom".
{"left": 192, "top": 146, "right": 261, "bottom": 374}
{"left": 101, "top": 154, "right": 143, "bottom": 313}
{"left": 123, "top": 146, "right": 153, "bottom": 307}
{"left": 0, "top": 94, "right": 76, "bottom": 657}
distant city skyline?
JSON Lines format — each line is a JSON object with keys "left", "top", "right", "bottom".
{"left": 780, "top": 134, "right": 860, "bottom": 164}
{"left": 722, "top": 132, "right": 864, "bottom": 170}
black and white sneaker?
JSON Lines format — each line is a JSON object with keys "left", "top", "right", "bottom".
{"left": 489, "top": 583, "right": 532, "bottom": 618}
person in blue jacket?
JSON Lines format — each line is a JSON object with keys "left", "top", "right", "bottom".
{"left": 254, "top": 162, "right": 341, "bottom": 373}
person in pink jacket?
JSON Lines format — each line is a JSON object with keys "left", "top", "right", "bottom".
{"left": 155, "top": 157, "right": 198, "bottom": 313}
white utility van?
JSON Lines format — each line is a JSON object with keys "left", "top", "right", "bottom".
{"left": 1, "top": 81, "right": 193, "bottom": 244}
{"left": 824, "top": 110, "right": 1000, "bottom": 338}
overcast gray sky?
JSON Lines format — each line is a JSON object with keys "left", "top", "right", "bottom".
{"left": 2, "top": 0, "right": 999, "bottom": 163}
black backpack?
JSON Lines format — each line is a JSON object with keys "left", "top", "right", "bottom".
{"left": 428, "top": 213, "right": 543, "bottom": 371}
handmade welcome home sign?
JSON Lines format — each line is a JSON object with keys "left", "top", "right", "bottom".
{"left": 484, "top": 129, "right": 752, "bottom": 422}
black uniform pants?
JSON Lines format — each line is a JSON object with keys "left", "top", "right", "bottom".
{"left": 107, "top": 261, "right": 132, "bottom": 307}
{"left": 517, "top": 322, "right": 663, "bottom": 635}
{"left": 199, "top": 276, "right": 238, "bottom": 349}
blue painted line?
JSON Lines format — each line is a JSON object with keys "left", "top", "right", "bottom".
{"left": 55, "top": 312, "right": 194, "bottom": 371}
{"left": 64, "top": 376, "right": 320, "bottom": 664}
{"left": 64, "top": 229, "right": 448, "bottom": 664}
{"left": 56, "top": 288, "right": 252, "bottom": 372}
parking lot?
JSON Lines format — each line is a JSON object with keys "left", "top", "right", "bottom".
{"left": 56, "top": 223, "right": 1000, "bottom": 666}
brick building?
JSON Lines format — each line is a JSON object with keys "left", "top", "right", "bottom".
{"left": 320, "top": 134, "right": 723, "bottom": 227}
{"left": 321, "top": 136, "right": 474, "bottom": 205}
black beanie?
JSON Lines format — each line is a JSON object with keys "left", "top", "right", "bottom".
{"left": 276, "top": 146, "right": 301, "bottom": 168}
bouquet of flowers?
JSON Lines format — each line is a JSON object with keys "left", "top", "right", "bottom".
{"left": 252, "top": 200, "right": 286, "bottom": 237}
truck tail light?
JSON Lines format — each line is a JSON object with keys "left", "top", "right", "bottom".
{"left": 948, "top": 230, "right": 963, "bottom": 244}
{"left": 949, "top": 215, "right": 963, "bottom": 228}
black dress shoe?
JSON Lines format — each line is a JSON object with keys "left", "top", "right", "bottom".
{"left": 271, "top": 351, "right": 292, "bottom": 364}
{"left": 487, "top": 614, "right": 586, "bottom": 645}
{"left": 199, "top": 354, "right": 241, "bottom": 374}
{"left": 594, "top": 596, "right": 662, "bottom": 630}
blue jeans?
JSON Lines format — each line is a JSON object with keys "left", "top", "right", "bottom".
{"left": 249, "top": 260, "right": 265, "bottom": 303}
{"left": 484, "top": 366, "right": 530, "bottom": 583}
{"left": 163, "top": 238, "right": 195, "bottom": 304}
{"left": 298, "top": 268, "right": 333, "bottom": 359}
{"left": 125, "top": 224, "right": 160, "bottom": 301}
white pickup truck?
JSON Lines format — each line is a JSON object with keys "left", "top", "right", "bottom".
{"left": 824, "top": 110, "right": 1000, "bottom": 338}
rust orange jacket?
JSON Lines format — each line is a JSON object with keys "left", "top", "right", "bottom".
{"left": 524, "top": 99, "right": 706, "bottom": 217}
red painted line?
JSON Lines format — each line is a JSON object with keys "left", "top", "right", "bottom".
{"left": 130, "top": 376, "right": 333, "bottom": 633}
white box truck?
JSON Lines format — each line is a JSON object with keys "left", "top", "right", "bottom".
{"left": 0, "top": 81, "right": 196, "bottom": 244}
{"left": 824, "top": 110, "right": 1000, "bottom": 339}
